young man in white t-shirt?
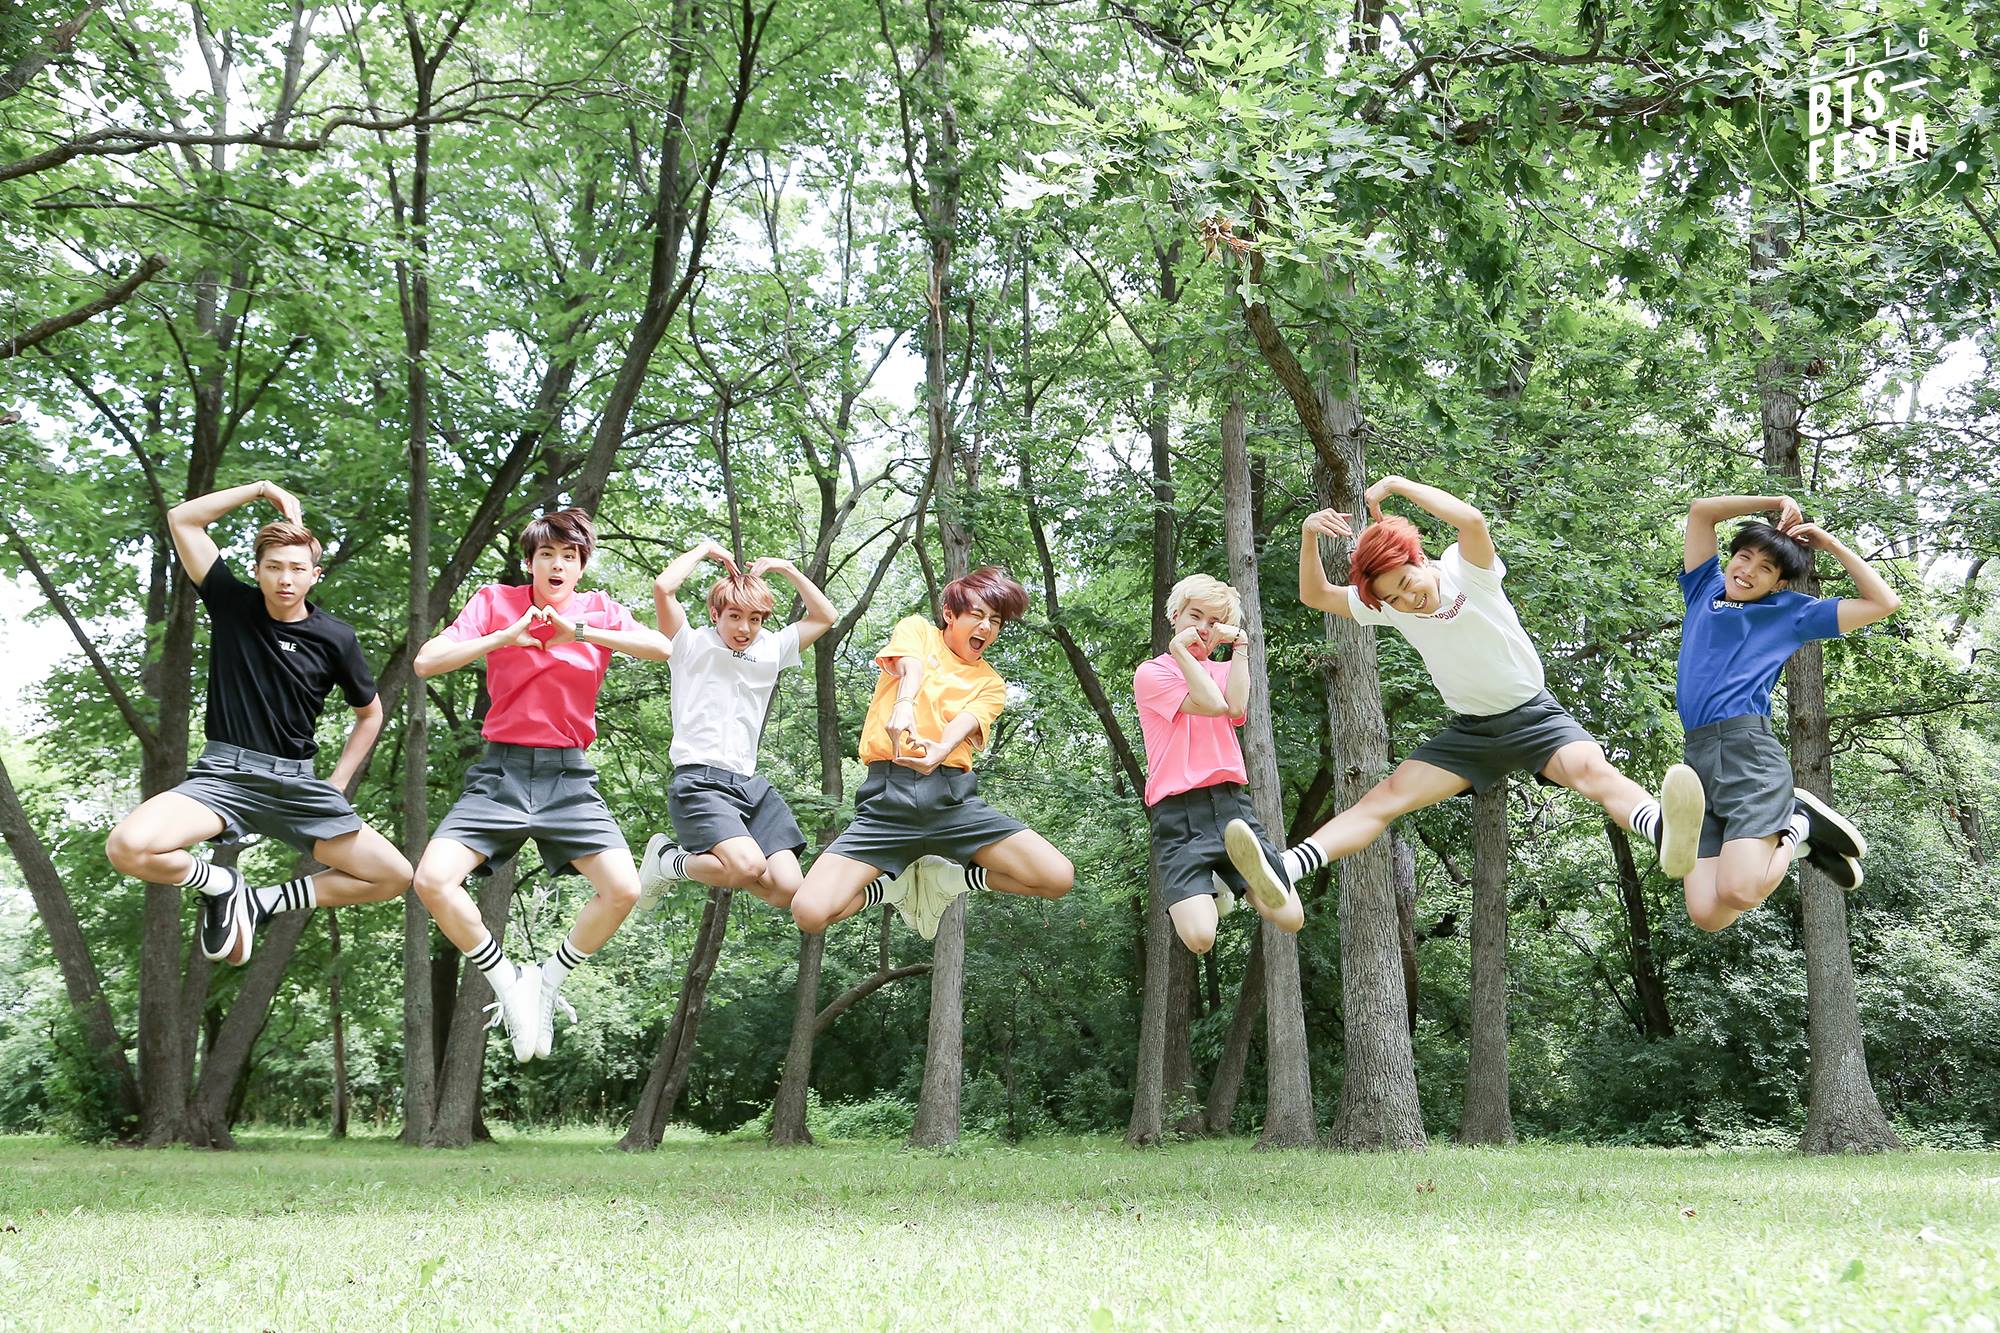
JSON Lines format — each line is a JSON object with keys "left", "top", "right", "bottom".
{"left": 637, "top": 540, "right": 836, "bottom": 909}
{"left": 1226, "top": 474, "right": 1705, "bottom": 905}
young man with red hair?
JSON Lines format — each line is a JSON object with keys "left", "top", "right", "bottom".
{"left": 105, "top": 481, "right": 412, "bottom": 967}
{"left": 790, "top": 566, "right": 1074, "bottom": 939}
{"left": 1232, "top": 475, "right": 1704, "bottom": 906}
{"left": 636, "top": 538, "right": 836, "bottom": 910}
{"left": 412, "top": 508, "right": 672, "bottom": 1062}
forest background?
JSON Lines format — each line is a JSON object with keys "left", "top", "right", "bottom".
{"left": 0, "top": 0, "right": 1995, "bottom": 1157}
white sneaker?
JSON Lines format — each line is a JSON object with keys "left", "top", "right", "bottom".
{"left": 1657, "top": 764, "right": 1706, "bottom": 880}
{"left": 1224, "top": 819, "right": 1290, "bottom": 912}
{"left": 899, "top": 856, "right": 973, "bottom": 941}
{"left": 535, "top": 967, "right": 578, "bottom": 1061}
{"left": 1210, "top": 873, "right": 1238, "bottom": 918}
{"left": 482, "top": 962, "right": 543, "bottom": 1063}
{"left": 637, "top": 833, "right": 681, "bottom": 909}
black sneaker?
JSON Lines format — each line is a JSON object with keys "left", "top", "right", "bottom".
{"left": 197, "top": 865, "right": 249, "bottom": 963}
{"left": 1791, "top": 788, "right": 1866, "bottom": 861}
{"left": 1802, "top": 840, "right": 1864, "bottom": 891}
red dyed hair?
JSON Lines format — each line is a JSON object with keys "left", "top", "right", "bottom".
{"left": 1348, "top": 516, "right": 1427, "bottom": 610}
{"left": 943, "top": 566, "right": 1030, "bottom": 625}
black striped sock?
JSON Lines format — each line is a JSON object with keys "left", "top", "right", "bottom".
{"left": 863, "top": 875, "right": 891, "bottom": 907}
{"left": 1630, "top": 799, "right": 1663, "bottom": 848}
{"left": 666, "top": 849, "right": 690, "bottom": 878}
{"left": 466, "top": 933, "right": 513, "bottom": 992}
{"left": 553, "top": 938, "right": 590, "bottom": 973}
{"left": 1283, "top": 842, "right": 1325, "bottom": 884}
{"left": 964, "top": 864, "right": 989, "bottom": 892}
{"left": 176, "top": 858, "right": 216, "bottom": 894}
{"left": 254, "top": 875, "right": 317, "bottom": 921}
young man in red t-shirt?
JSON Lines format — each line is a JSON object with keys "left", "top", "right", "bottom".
{"left": 412, "top": 509, "right": 672, "bottom": 1062}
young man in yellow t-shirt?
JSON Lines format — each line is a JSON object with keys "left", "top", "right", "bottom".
{"left": 790, "top": 567, "right": 1075, "bottom": 938}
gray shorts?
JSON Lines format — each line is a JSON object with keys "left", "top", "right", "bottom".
{"left": 1147, "top": 782, "right": 1284, "bottom": 906}
{"left": 821, "top": 762, "right": 1026, "bottom": 878}
{"left": 668, "top": 765, "right": 805, "bottom": 858}
{"left": 173, "top": 741, "right": 363, "bottom": 853}
{"left": 1409, "top": 689, "right": 1597, "bottom": 796}
{"left": 432, "top": 743, "right": 627, "bottom": 878}
{"left": 1685, "top": 715, "right": 1796, "bottom": 857}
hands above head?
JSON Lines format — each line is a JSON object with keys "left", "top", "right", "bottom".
{"left": 1303, "top": 508, "right": 1353, "bottom": 542}
{"left": 693, "top": 539, "right": 738, "bottom": 573}
{"left": 1780, "top": 520, "right": 1829, "bottom": 548}
{"left": 1773, "top": 496, "right": 1804, "bottom": 530}
{"left": 1364, "top": 476, "right": 1406, "bottom": 521}
{"left": 747, "top": 556, "right": 797, "bottom": 580}
{"left": 258, "top": 481, "right": 304, "bottom": 524}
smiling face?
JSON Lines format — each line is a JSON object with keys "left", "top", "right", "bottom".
{"left": 1721, "top": 546, "right": 1787, "bottom": 601}
{"left": 1170, "top": 600, "right": 1232, "bottom": 659}
{"left": 715, "top": 604, "right": 767, "bottom": 652}
{"left": 1366, "top": 559, "right": 1443, "bottom": 615}
{"left": 942, "top": 598, "right": 1004, "bottom": 662}
{"left": 254, "top": 543, "right": 321, "bottom": 620}
{"left": 529, "top": 541, "right": 587, "bottom": 607}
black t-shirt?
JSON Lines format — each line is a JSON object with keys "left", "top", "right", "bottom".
{"left": 196, "top": 560, "right": 377, "bottom": 759}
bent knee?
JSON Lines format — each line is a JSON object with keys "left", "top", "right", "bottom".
{"left": 411, "top": 866, "right": 464, "bottom": 904}
{"left": 104, "top": 827, "right": 143, "bottom": 874}
{"left": 1716, "top": 879, "right": 1765, "bottom": 914}
{"left": 599, "top": 875, "right": 642, "bottom": 913}
{"left": 1176, "top": 924, "right": 1216, "bottom": 955}
{"left": 791, "top": 897, "right": 833, "bottom": 935}
{"left": 1042, "top": 858, "right": 1075, "bottom": 898}
{"left": 717, "top": 848, "right": 769, "bottom": 885}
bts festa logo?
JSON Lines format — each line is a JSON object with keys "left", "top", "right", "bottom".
{"left": 1757, "top": 26, "right": 1958, "bottom": 219}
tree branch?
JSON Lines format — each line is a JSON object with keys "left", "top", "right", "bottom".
{"left": 0, "top": 254, "right": 166, "bottom": 358}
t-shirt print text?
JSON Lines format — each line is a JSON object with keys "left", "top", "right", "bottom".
{"left": 278, "top": 639, "right": 299, "bottom": 653}
{"left": 1427, "top": 593, "right": 1468, "bottom": 621}
{"left": 1709, "top": 599, "right": 1743, "bottom": 612}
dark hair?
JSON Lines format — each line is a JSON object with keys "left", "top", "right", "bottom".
{"left": 1729, "top": 521, "right": 1813, "bottom": 585}
{"left": 943, "top": 566, "right": 1030, "bottom": 625}
{"left": 519, "top": 507, "right": 595, "bottom": 566}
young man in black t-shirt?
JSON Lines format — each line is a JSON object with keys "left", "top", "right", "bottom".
{"left": 104, "top": 481, "right": 412, "bottom": 965}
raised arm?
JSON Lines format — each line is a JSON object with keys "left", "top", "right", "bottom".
{"left": 1785, "top": 522, "right": 1902, "bottom": 632}
{"left": 750, "top": 557, "right": 837, "bottom": 649}
{"left": 1686, "top": 494, "right": 1802, "bottom": 572}
{"left": 1299, "top": 509, "right": 1355, "bottom": 617}
{"left": 652, "top": 539, "right": 737, "bottom": 640}
{"left": 167, "top": 480, "right": 302, "bottom": 585}
{"left": 1367, "top": 475, "right": 1495, "bottom": 570}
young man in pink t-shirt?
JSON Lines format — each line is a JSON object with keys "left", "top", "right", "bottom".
{"left": 411, "top": 508, "right": 672, "bottom": 1062}
{"left": 1135, "top": 575, "right": 1307, "bottom": 955}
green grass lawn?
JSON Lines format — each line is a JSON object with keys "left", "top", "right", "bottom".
{"left": 1, "top": 1131, "right": 1996, "bottom": 1329}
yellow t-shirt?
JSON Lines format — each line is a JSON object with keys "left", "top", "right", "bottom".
{"left": 858, "top": 616, "right": 1006, "bottom": 771}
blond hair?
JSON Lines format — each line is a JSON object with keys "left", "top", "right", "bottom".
{"left": 1167, "top": 574, "right": 1241, "bottom": 627}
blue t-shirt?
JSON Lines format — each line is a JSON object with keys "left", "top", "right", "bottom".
{"left": 1675, "top": 558, "right": 1843, "bottom": 730}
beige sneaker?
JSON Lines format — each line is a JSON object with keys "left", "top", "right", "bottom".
{"left": 898, "top": 856, "right": 973, "bottom": 940}
{"left": 1210, "top": 873, "right": 1237, "bottom": 918}
{"left": 1657, "top": 764, "right": 1705, "bottom": 880}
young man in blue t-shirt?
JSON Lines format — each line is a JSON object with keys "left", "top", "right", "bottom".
{"left": 1677, "top": 494, "right": 1901, "bottom": 931}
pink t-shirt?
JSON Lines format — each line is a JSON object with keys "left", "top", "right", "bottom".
{"left": 441, "top": 583, "right": 640, "bottom": 748}
{"left": 1134, "top": 653, "right": 1246, "bottom": 806}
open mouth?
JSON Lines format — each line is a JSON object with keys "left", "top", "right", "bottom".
{"left": 969, "top": 634, "right": 989, "bottom": 653}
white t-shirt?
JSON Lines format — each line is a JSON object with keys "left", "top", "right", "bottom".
{"left": 1346, "top": 543, "right": 1544, "bottom": 717}
{"left": 667, "top": 622, "right": 803, "bottom": 773}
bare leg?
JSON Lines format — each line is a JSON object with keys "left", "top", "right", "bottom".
{"left": 410, "top": 837, "right": 492, "bottom": 954}
{"left": 683, "top": 836, "right": 771, "bottom": 893}
{"left": 791, "top": 850, "right": 886, "bottom": 934}
{"left": 970, "top": 827, "right": 1074, "bottom": 899}
{"left": 1169, "top": 895, "right": 1218, "bottom": 954}
{"left": 307, "top": 825, "right": 413, "bottom": 906}
{"left": 1683, "top": 836, "right": 1792, "bottom": 932}
{"left": 752, "top": 848, "right": 802, "bottom": 910}
{"left": 1302, "top": 759, "right": 1469, "bottom": 860}
{"left": 562, "top": 847, "right": 642, "bottom": 953}
{"left": 1249, "top": 879, "right": 1305, "bottom": 932}
{"left": 1538, "top": 740, "right": 1652, "bottom": 827}
{"left": 104, "top": 792, "right": 226, "bottom": 883}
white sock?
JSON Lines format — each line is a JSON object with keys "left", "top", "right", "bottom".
{"left": 254, "top": 875, "right": 317, "bottom": 918}
{"left": 964, "top": 864, "right": 989, "bottom": 892}
{"left": 176, "top": 858, "right": 221, "bottom": 895}
{"left": 542, "top": 937, "right": 590, "bottom": 991}
{"left": 1282, "top": 842, "right": 1324, "bottom": 884}
{"left": 467, "top": 932, "right": 515, "bottom": 993}
{"left": 862, "top": 874, "right": 893, "bottom": 907}
{"left": 1779, "top": 808, "right": 1811, "bottom": 859}
{"left": 1629, "top": 799, "right": 1663, "bottom": 849}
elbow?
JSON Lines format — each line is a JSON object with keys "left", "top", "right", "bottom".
{"left": 412, "top": 653, "right": 442, "bottom": 680}
{"left": 1879, "top": 591, "right": 1902, "bottom": 617}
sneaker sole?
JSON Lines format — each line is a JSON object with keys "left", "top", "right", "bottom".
{"left": 637, "top": 833, "right": 670, "bottom": 907}
{"left": 1792, "top": 787, "right": 1867, "bottom": 860}
{"left": 198, "top": 879, "right": 241, "bottom": 963}
{"left": 1224, "top": 819, "right": 1289, "bottom": 913}
{"left": 1806, "top": 842, "right": 1864, "bottom": 891}
{"left": 1657, "top": 764, "right": 1705, "bottom": 880}
{"left": 227, "top": 873, "right": 256, "bottom": 967}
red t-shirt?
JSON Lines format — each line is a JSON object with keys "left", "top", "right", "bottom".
{"left": 1133, "top": 653, "right": 1247, "bottom": 806}
{"left": 441, "top": 583, "right": 639, "bottom": 748}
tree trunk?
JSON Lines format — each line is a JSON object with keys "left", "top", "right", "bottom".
{"left": 1457, "top": 782, "right": 1515, "bottom": 1145}
{"left": 770, "top": 931, "right": 826, "bottom": 1146}
{"left": 1314, "top": 376, "right": 1424, "bottom": 1153}
{"left": 426, "top": 863, "right": 515, "bottom": 1148}
{"left": 909, "top": 894, "right": 967, "bottom": 1148}
{"left": 621, "top": 886, "right": 734, "bottom": 1150}
{"left": 1126, "top": 850, "right": 1175, "bottom": 1145}
{"left": 1752, "top": 224, "right": 1900, "bottom": 1155}
{"left": 0, "top": 753, "right": 140, "bottom": 1127}
{"left": 1391, "top": 833, "right": 1419, "bottom": 1031}
{"left": 1166, "top": 944, "right": 1203, "bottom": 1134}
{"left": 1203, "top": 928, "right": 1265, "bottom": 1134}
{"left": 328, "top": 911, "right": 349, "bottom": 1139}
{"left": 1220, "top": 394, "right": 1315, "bottom": 1149}
{"left": 1606, "top": 822, "right": 1674, "bottom": 1038}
